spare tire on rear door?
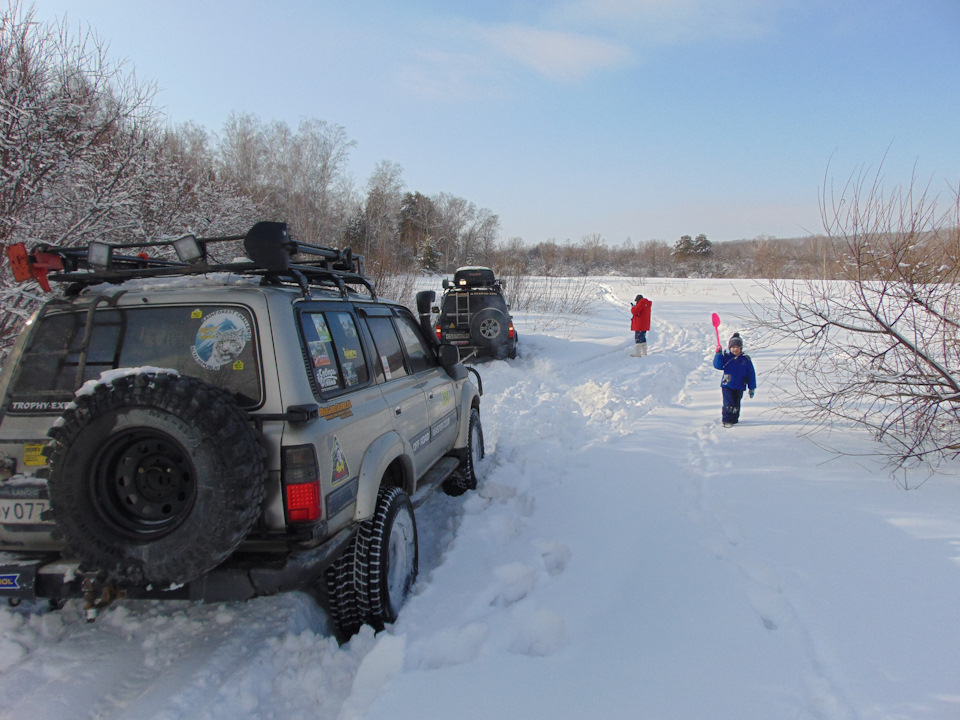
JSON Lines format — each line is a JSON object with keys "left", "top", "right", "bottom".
{"left": 469, "top": 307, "right": 508, "bottom": 349}
{"left": 45, "top": 371, "right": 267, "bottom": 587}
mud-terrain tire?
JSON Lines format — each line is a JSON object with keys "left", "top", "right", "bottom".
{"left": 325, "top": 485, "right": 418, "bottom": 637}
{"left": 364, "top": 485, "right": 418, "bottom": 629}
{"left": 45, "top": 372, "right": 267, "bottom": 586}
{"left": 443, "top": 408, "right": 484, "bottom": 497}
{"left": 469, "top": 308, "right": 508, "bottom": 350}
{"left": 324, "top": 529, "right": 366, "bottom": 639}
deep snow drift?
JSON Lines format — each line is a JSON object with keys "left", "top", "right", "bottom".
{"left": 0, "top": 277, "right": 957, "bottom": 720}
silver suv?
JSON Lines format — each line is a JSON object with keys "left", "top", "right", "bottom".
{"left": 0, "top": 221, "right": 483, "bottom": 638}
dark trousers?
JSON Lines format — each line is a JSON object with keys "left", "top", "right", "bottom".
{"left": 634, "top": 330, "right": 647, "bottom": 343}
{"left": 722, "top": 386, "right": 743, "bottom": 424}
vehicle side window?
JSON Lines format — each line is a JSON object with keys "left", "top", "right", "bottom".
{"left": 300, "top": 311, "right": 370, "bottom": 394}
{"left": 366, "top": 316, "right": 408, "bottom": 381}
{"left": 395, "top": 315, "right": 436, "bottom": 375}
{"left": 328, "top": 312, "right": 369, "bottom": 388}
{"left": 302, "top": 314, "right": 342, "bottom": 392}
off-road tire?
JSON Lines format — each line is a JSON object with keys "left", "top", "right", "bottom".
{"left": 45, "top": 372, "right": 267, "bottom": 586}
{"left": 324, "top": 485, "right": 418, "bottom": 637}
{"left": 324, "top": 529, "right": 366, "bottom": 639}
{"left": 443, "top": 408, "right": 484, "bottom": 496}
{"left": 364, "top": 485, "right": 417, "bottom": 629}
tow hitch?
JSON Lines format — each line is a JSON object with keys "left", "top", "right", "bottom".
{"left": 81, "top": 576, "right": 123, "bottom": 622}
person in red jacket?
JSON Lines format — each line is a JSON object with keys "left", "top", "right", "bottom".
{"left": 630, "top": 294, "right": 652, "bottom": 357}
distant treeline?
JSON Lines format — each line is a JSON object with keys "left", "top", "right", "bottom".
{"left": 489, "top": 233, "right": 853, "bottom": 281}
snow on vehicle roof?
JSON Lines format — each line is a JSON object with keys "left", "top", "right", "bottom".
{"left": 81, "top": 273, "right": 262, "bottom": 296}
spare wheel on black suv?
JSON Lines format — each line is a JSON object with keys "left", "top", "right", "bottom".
{"left": 45, "top": 371, "right": 267, "bottom": 586}
{"left": 470, "top": 307, "right": 509, "bottom": 349}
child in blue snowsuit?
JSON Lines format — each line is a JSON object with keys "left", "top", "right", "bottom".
{"left": 713, "top": 332, "right": 757, "bottom": 427}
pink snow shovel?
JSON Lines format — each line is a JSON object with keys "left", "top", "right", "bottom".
{"left": 711, "top": 313, "right": 722, "bottom": 352}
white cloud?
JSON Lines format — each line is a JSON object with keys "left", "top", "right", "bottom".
{"left": 390, "top": 0, "right": 784, "bottom": 99}
{"left": 396, "top": 48, "right": 506, "bottom": 102}
{"left": 552, "top": 0, "right": 780, "bottom": 45}
{"left": 481, "top": 24, "right": 632, "bottom": 81}
{"left": 391, "top": 19, "right": 631, "bottom": 100}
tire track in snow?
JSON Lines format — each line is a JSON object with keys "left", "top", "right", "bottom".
{"left": 596, "top": 279, "right": 857, "bottom": 718}
{"left": 360, "top": 282, "right": 715, "bottom": 696}
{"left": 681, "top": 386, "right": 858, "bottom": 718}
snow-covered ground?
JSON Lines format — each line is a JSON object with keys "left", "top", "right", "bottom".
{"left": 0, "top": 277, "right": 958, "bottom": 720}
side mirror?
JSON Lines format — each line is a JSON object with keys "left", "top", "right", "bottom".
{"left": 437, "top": 343, "right": 460, "bottom": 367}
{"left": 431, "top": 305, "right": 439, "bottom": 314}
{"left": 439, "top": 342, "right": 467, "bottom": 381}
{"left": 442, "top": 279, "right": 451, "bottom": 289}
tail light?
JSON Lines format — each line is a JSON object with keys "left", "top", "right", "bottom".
{"left": 508, "top": 321, "right": 515, "bottom": 339}
{"left": 282, "top": 445, "right": 321, "bottom": 523}
{"left": 435, "top": 324, "right": 442, "bottom": 342}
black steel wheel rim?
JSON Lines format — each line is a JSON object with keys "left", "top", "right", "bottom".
{"left": 91, "top": 430, "right": 197, "bottom": 539}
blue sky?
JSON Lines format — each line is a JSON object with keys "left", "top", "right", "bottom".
{"left": 32, "top": 0, "right": 960, "bottom": 245}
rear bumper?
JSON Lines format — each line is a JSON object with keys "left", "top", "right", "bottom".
{"left": 444, "top": 340, "right": 516, "bottom": 360}
{"left": 0, "top": 525, "right": 357, "bottom": 604}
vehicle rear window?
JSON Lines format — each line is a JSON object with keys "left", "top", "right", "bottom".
{"left": 7, "top": 305, "right": 262, "bottom": 412}
{"left": 441, "top": 290, "right": 505, "bottom": 315}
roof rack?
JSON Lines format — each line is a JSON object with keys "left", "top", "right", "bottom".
{"left": 5, "top": 221, "right": 376, "bottom": 300}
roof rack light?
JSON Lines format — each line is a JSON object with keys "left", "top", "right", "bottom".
{"left": 87, "top": 242, "right": 112, "bottom": 270}
{"left": 173, "top": 234, "right": 203, "bottom": 263}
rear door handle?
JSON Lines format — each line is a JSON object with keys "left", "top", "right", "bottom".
{"left": 394, "top": 405, "right": 402, "bottom": 416}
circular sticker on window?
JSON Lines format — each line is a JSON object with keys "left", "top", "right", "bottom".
{"left": 191, "top": 310, "right": 252, "bottom": 370}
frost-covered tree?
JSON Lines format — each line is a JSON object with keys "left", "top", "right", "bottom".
{"left": 0, "top": 3, "right": 158, "bottom": 244}
{"left": 747, "top": 170, "right": 960, "bottom": 473}
{"left": 416, "top": 236, "right": 442, "bottom": 272}
{"left": 399, "top": 192, "right": 436, "bottom": 264}
{"left": 0, "top": 6, "right": 266, "bottom": 364}
{"left": 693, "top": 233, "right": 712, "bottom": 257}
{"left": 217, "top": 113, "right": 357, "bottom": 246}
{"left": 460, "top": 206, "right": 499, "bottom": 268}
{"left": 360, "top": 160, "right": 405, "bottom": 281}
{"left": 0, "top": 3, "right": 159, "bottom": 362}
{"left": 671, "top": 235, "right": 694, "bottom": 259}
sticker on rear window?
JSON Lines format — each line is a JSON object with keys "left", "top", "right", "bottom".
{"left": 191, "top": 310, "right": 252, "bottom": 370}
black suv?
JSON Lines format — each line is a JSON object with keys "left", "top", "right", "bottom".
{"left": 0, "top": 222, "right": 483, "bottom": 638}
{"left": 432, "top": 267, "right": 517, "bottom": 361}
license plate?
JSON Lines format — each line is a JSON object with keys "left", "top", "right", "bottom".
{"left": 0, "top": 499, "right": 50, "bottom": 524}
